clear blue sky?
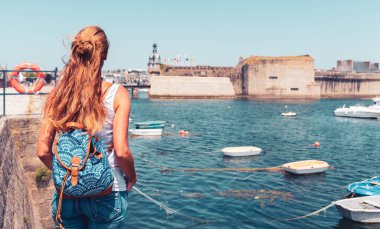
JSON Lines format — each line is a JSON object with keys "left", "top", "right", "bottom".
{"left": 1, "top": 0, "right": 379, "bottom": 71}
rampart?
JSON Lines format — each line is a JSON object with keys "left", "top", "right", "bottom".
{"left": 162, "top": 65, "right": 243, "bottom": 95}
{"left": 315, "top": 70, "right": 380, "bottom": 98}
{"left": 241, "top": 56, "right": 320, "bottom": 98}
{"left": 149, "top": 76, "right": 235, "bottom": 98}
{"left": 0, "top": 117, "right": 54, "bottom": 229}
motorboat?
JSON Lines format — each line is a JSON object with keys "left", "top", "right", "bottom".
{"left": 135, "top": 121, "right": 166, "bottom": 129}
{"left": 281, "top": 112, "right": 297, "bottom": 117}
{"left": 334, "top": 98, "right": 380, "bottom": 119}
{"left": 129, "top": 128, "right": 163, "bottom": 136}
{"left": 347, "top": 177, "right": 380, "bottom": 196}
{"left": 222, "top": 146, "right": 262, "bottom": 157}
{"left": 281, "top": 160, "right": 330, "bottom": 175}
{"left": 335, "top": 195, "right": 380, "bottom": 223}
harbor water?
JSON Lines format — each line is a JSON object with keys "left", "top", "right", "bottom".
{"left": 125, "top": 96, "right": 380, "bottom": 228}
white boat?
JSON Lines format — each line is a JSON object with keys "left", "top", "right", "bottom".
{"left": 334, "top": 98, "right": 380, "bottom": 119}
{"left": 281, "top": 112, "right": 297, "bottom": 117}
{"left": 335, "top": 196, "right": 380, "bottom": 223}
{"left": 222, "top": 146, "right": 262, "bottom": 157}
{"left": 135, "top": 121, "right": 166, "bottom": 129}
{"left": 281, "top": 160, "right": 329, "bottom": 175}
{"left": 129, "top": 129, "right": 163, "bottom": 136}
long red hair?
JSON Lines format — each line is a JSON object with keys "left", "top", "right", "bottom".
{"left": 44, "top": 26, "right": 109, "bottom": 134}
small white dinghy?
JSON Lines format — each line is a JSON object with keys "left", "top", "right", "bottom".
{"left": 281, "top": 160, "right": 329, "bottom": 175}
{"left": 335, "top": 196, "right": 380, "bottom": 223}
{"left": 222, "top": 146, "right": 262, "bottom": 157}
{"left": 281, "top": 112, "right": 297, "bottom": 117}
{"left": 129, "top": 129, "right": 163, "bottom": 136}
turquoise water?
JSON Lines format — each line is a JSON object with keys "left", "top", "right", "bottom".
{"left": 124, "top": 96, "right": 380, "bottom": 228}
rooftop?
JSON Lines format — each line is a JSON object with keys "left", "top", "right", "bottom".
{"left": 239, "top": 55, "right": 314, "bottom": 66}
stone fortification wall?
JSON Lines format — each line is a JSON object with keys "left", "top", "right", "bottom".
{"left": 242, "top": 56, "right": 320, "bottom": 98}
{"left": 0, "top": 117, "right": 54, "bottom": 229}
{"left": 316, "top": 70, "right": 380, "bottom": 98}
{"left": 162, "top": 65, "right": 243, "bottom": 95}
{"left": 149, "top": 76, "right": 235, "bottom": 98}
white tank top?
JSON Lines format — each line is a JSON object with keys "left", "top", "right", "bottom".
{"left": 96, "top": 84, "right": 127, "bottom": 191}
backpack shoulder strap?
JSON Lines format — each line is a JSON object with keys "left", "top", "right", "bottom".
{"left": 66, "top": 122, "right": 84, "bottom": 129}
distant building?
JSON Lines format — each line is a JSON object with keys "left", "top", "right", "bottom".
{"left": 147, "top": 43, "right": 161, "bottom": 75}
{"left": 334, "top": 60, "right": 380, "bottom": 73}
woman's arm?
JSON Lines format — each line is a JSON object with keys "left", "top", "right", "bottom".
{"left": 37, "top": 121, "right": 56, "bottom": 170}
{"left": 113, "top": 86, "right": 137, "bottom": 191}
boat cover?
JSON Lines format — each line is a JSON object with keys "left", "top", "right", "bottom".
{"left": 347, "top": 177, "right": 380, "bottom": 196}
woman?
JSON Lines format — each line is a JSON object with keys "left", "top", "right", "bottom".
{"left": 37, "top": 26, "right": 137, "bottom": 228}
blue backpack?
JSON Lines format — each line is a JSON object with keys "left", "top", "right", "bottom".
{"left": 52, "top": 122, "right": 114, "bottom": 227}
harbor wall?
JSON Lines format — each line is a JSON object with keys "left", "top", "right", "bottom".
{"left": 161, "top": 65, "right": 243, "bottom": 95}
{"left": 242, "top": 56, "right": 320, "bottom": 98}
{"left": 0, "top": 117, "right": 54, "bottom": 229}
{"left": 149, "top": 76, "right": 236, "bottom": 98}
{"left": 316, "top": 71, "right": 380, "bottom": 98}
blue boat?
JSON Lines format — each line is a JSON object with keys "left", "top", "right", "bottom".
{"left": 347, "top": 177, "right": 380, "bottom": 196}
{"left": 135, "top": 121, "right": 166, "bottom": 129}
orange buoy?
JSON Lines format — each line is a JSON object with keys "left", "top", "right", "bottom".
{"left": 179, "top": 130, "right": 189, "bottom": 136}
{"left": 10, "top": 63, "right": 45, "bottom": 94}
{"left": 314, "top": 141, "right": 321, "bottom": 147}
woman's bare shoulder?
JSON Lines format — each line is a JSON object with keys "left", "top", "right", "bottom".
{"left": 114, "top": 85, "right": 131, "bottom": 110}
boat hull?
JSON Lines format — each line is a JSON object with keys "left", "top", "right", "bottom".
{"left": 335, "top": 196, "right": 380, "bottom": 223}
{"left": 334, "top": 107, "right": 380, "bottom": 119}
{"left": 281, "top": 160, "right": 329, "bottom": 175}
{"left": 129, "top": 129, "right": 163, "bottom": 136}
{"left": 222, "top": 146, "right": 262, "bottom": 157}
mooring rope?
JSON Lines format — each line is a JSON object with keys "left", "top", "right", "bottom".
{"left": 161, "top": 166, "right": 282, "bottom": 173}
{"left": 277, "top": 202, "right": 336, "bottom": 221}
{"left": 132, "top": 186, "right": 208, "bottom": 224}
{"left": 139, "top": 157, "right": 164, "bottom": 168}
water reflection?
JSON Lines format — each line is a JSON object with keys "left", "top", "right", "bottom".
{"left": 222, "top": 155, "right": 263, "bottom": 165}
{"left": 283, "top": 172, "right": 326, "bottom": 185}
{"left": 334, "top": 218, "right": 380, "bottom": 229}
{"left": 334, "top": 117, "right": 380, "bottom": 124}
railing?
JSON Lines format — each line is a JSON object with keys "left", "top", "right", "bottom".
{"left": 1, "top": 69, "right": 58, "bottom": 116}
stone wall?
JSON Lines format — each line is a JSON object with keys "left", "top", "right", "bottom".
{"left": 242, "top": 56, "right": 320, "bottom": 98}
{"left": 161, "top": 65, "right": 243, "bottom": 95}
{"left": 316, "top": 70, "right": 380, "bottom": 98}
{"left": 0, "top": 116, "right": 55, "bottom": 229}
{"left": 149, "top": 76, "right": 235, "bottom": 98}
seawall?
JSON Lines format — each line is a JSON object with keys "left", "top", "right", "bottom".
{"left": 149, "top": 76, "right": 236, "bottom": 99}
{"left": 0, "top": 116, "right": 54, "bottom": 229}
{"left": 316, "top": 70, "right": 380, "bottom": 98}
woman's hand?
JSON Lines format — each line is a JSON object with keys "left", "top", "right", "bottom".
{"left": 126, "top": 174, "right": 137, "bottom": 192}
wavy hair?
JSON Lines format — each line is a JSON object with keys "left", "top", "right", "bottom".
{"left": 44, "top": 26, "right": 110, "bottom": 134}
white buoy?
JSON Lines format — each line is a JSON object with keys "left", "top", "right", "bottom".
{"left": 281, "top": 112, "right": 297, "bottom": 117}
{"left": 222, "top": 146, "right": 262, "bottom": 157}
{"left": 281, "top": 160, "right": 329, "bottom": 175}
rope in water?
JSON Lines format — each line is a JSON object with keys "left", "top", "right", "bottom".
{"left": 277, "top": 202, "right": 336, "bottom": 221}
{"left": 160, "top": 166, "right": 282, "bottom": 173}
{"left": 132, "top": 186, "right": 208, "bottom": 224}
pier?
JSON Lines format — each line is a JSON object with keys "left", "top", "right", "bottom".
{"left": 122, "top": 84, "right": 150, "bottom": 99}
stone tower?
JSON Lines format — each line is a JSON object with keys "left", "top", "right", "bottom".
{"left": 147, "top": 43, "right": 161, "bottom": 75}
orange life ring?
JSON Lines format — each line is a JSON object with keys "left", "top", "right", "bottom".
{"left": 10, "top": 63, "right": 45, "bottom": 93}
